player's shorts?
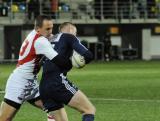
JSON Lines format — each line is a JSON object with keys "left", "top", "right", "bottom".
{"left": 40, "top": 72, "right": 78, "bottom": 112}
{"left": 4, "top": 72, "right": 40, "bottom": 109}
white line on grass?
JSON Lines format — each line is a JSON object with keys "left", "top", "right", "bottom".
{"left": 1, "top": 90, "right": 160, "bottom": 103}
{"left": 89, "top": 97, "right": 160, "bottom": 103}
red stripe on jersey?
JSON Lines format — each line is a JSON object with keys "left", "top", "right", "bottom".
{"left": 17, "top": 33, "right": 41, "bottom": 66}
{"left": 19, "top": 40, "right": 29, "bottom": 56}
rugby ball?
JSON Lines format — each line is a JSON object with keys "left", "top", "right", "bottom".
{"left": 71, "top": 51, "right": 85, "bottom": 68}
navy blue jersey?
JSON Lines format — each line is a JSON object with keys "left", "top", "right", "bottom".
{"left": 43, "top": 33, "right": 92, "bottom": 74}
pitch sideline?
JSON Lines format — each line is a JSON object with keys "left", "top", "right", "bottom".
{"left": 1, "top": 90, "right": 160, "bottom": 103}
{"left": 89, "top": 97, "right": 160, "bottom": 103}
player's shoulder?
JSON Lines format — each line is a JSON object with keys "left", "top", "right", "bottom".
{"left": 34, "top": 36, "right": 50, "bottom": 48}
{"left": 35, "top": 36, "right": 48, "bottom": 44}
{"left": 28, "top": 30, "right": 48, "bottom": 42}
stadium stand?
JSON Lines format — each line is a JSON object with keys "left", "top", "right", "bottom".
{"left": 0, "top": 0, "right": 159, "bottom": 24}
{"left": 1, "top": 0, "right": 160, "bottom": 62}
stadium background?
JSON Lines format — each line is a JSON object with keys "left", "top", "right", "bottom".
{"left": 1, "top": 0, "right": 160, "bottom": 121}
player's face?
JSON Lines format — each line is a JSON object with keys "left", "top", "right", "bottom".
{"left": 38, "top": 20, "right": 53, "bottom": 38}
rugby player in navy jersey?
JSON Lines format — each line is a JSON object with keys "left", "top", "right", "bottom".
{"left": 40, "top": 22, "right": 96, "bottom": 121}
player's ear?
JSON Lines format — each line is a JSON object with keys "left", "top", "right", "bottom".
{"left": 36, "top": 27, "right": 40, "bottom": 32}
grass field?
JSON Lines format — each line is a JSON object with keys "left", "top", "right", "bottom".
{"left": 1, "top": 61, "right": 160, "bottom": 121}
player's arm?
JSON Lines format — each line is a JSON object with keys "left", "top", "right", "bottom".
{"left": 51, "top": 55, "right": 71, "bottom": 70}
{"left": 34, "top": 37, "right": 71, "bottom": 68}
{"left": 62, "top": 34, "right": 93, "bottom": 64}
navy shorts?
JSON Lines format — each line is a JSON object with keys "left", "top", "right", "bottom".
{"left": 40, "top": 72, "right": 78, "bottom": 112}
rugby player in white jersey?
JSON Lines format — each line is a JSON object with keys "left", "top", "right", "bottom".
{"left": 0, "top": 15, "right": 70, "bottom": 121}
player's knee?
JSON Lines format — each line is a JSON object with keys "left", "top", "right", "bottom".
{"left": 86, "top": 104, "right": 96, "bottom": 115}
{"left": 80, "top": 102, "right": 96, "bottom": 115}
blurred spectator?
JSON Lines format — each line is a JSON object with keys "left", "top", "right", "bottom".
{"left": 131, "top": 1, "right": 140, "bottom": 18}
{"left": 102, "top": 32, "right": 112, "bottom": 61}
{"left": 138, "top": 0, "right": 148, "bottom": 18}
{"left": 94, "top": 0, "right": 101, "bottom": 19}
{"left": 118, "top": 0, "right": 130, "bottom": 19}
{"left": 148, "top": 0, "right": 156, "bottom": 18}
{"left": 113, "top": 0, "right": 118, "bottom": 19}
{"left": 155, "top": 0, "right": 160, "bottom": 18}
{"left": 0, "top": 2, "right": 8, "bottom": 17}
{"left": 94, "top": 0, "right": 114, "bottom": 19}
{"left": 42, "top": 0, "right": 51, "bottom": 15}
{"left": 27, "top": 0, "right": 40, "bottom": 20}
{"left": 112, "top": 0, "right": 130, "bottom": 20}
{"left": 86, "top": 1, "right": 94, "bottom": 19}
{"left": 51, "top": 0, "right": 58, "bottom": 19}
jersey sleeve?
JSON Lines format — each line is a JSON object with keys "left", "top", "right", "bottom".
{"left": 62, "top": 34, "right": 93, "bottom": 63}
{"left": 62, "top": 33, "right": 88, "bottom": 55}
{"left": 73, "top": 37, "right": 88, "bottom": 54}
{"left": 34, "top": 37, "right": 58, "bottom": 60}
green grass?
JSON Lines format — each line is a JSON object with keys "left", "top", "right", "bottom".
{"left": 1, "top": 60, "right": 160, "bottom": 121}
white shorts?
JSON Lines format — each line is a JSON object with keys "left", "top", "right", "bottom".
{"left": 4, "top": 73, "right": 40, "bottom": 104}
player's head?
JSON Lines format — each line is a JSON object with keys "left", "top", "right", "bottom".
{"left": 59, "top": 22, "right": 77, "bottom": 36}
{"left": 34, "top": 15, "right": 53, "bottom": 38}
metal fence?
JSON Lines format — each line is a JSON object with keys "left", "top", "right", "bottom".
{"left": 0, "top": 0, "right": 160, "bottom": 24}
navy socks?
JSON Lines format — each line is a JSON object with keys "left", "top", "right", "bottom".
{"left": 82, "top": 114, "right": 94, "bottom": 121}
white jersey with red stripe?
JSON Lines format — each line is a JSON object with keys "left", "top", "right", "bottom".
{"left": 13, "top": 30, "right": 58, "bottom": 79}
{"left": 4, "top": 30, "right": 58, "bottom": 104}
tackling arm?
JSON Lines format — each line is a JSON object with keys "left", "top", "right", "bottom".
{"left": 34, "top": 36, "right": 71, "bottom": 69}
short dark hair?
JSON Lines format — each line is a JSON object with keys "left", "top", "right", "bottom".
{"left": 58, "top": 22, "right": 75, "bottom": 32}
{"left": 34, "top": 15, "right": 52, "bottom": 29}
